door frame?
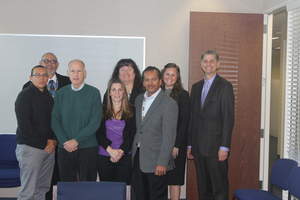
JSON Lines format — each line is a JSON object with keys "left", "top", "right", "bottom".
{"left": 260, "top": 13, "right": 273, "bottom": 190}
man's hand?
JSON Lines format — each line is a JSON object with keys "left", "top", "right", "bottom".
{"left": 63, "top": 139, "right": 78, "bottom": 152}
{"left": 44, "top": 139, "right": 57, "bottom": 153}
{"left": 154, "top": 165, "right": 167, "bottom": 176}
{"left": 218, "top": 149, "right": 228, "bottom": 161}
{"left": 187, "top": 148, "right": 194, "bottom": 159}
{"left": 172, "top": 147, "right": 179, "bottom": 159}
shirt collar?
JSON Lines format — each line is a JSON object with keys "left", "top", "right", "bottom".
{"left": 71, "top": 83, "right": 85, "bottom": 91}
{"left": 204, "top": 74, "right": 216, "bottom": 85}
{"left": 48, "top": 74, "right": 57, "bottom": 84}
{"left": 144, "top": 88, "right": 161, "bottom": 101}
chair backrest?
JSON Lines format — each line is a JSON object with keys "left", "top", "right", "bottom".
{"left": 0, "top": 134, "right": 18, "bottom": 168}
{"left": 288, "top": 166, "right": 300, "bottom": 198}
{"left": 270, "top": 158, "right": 297, "bottom": 190}
{"left": 57, "top": 181, "right": 126, "bottom": 200}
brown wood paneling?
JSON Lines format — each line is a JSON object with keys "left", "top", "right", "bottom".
{"left": 187, "top": 12, "right": 263, "bottom": 200}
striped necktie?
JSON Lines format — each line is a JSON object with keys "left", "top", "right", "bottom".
{"left": 48, "top": 80, "right": 56, "bottom": 97}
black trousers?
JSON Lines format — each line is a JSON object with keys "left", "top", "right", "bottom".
{"left": 97, "top": 154, "right": 132, "bottom": 184}
{"left": 194, "top": 155, "right": 229, "bottom": 200}
{"left": 131, "top": 149, "right": 168, "bottom": 200}
{"left": 57, "top": 147, "right": 98, "bottom": 182}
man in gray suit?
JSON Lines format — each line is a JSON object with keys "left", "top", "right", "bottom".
{"left": 131, "top": 66, "right": 178, "bottom": 200}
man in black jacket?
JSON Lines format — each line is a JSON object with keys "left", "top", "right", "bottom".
{"left": 188, "top": 50, "right": 234, "bottom": 200}
{"left": 15, "top": 65, "right": 55, "bottom": 200}
{"left": 23, "top": 52, "right": 70, "bottom": 91}
{"left": 23, "top": 52, "right": 70, "bottom": 200}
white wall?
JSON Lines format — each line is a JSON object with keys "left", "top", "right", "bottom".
{"left": 262, "top": 0, "right": 288, "bottom": 12}
{"left": 0, "top": 0, "right": 264, "bottom": 89}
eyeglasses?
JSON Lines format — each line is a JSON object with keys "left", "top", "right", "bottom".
{"left": 31, "top": 73, "right": 48, "bottom": 77}
{"left": 41, "top": 59, "right": 58, "bottom": 64}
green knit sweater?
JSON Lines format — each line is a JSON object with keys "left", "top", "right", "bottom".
{"left": 52, "top": 84, "right": 102, "bottom": 148}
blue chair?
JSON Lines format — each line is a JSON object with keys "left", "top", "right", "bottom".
{"left": 234, "top": 158, "right": 297, "bottom": 200}
{"left": 288, "top": 166, "right": 300, "bottom": 199}
{"left": 57, "top": 181, "right": 126, "bottom": 200}
{"left": 0, "top": 134, "right": 20, "bottom": 187}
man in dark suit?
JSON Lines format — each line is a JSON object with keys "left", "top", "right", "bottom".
{"left": 131, "top": 66, "right": 178, "bottom": 200}
{"left": 23, "top": 52, "right": 70, "bottom": 91}
{"left": 188, "top": 50, "right": 234, "bottom": 200}
{"left": 23, "top": 52, "right": 70, "bottom": 200}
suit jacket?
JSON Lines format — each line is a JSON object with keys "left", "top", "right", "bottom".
{"left": 132, "top": 90, "right": 178, "bottom": 173}
{"left": 22, "top": 73, "right": 71, "bottom": 90}
{"left": 189, "top": 74, "right": 234, "bottom": 157}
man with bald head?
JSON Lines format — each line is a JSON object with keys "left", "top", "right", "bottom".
{"left": 52, "top": 59, "right": 102, "bottom": 181}
{"left": 23, "top": 52, "right": 70, "bottom": 93}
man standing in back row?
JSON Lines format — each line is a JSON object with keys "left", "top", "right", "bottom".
{"left": 188, "top": 50, "right": 235, "bottom": 200}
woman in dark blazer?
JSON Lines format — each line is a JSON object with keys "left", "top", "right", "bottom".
{"left": 161, "top": 63, "right": 190, "bottom": 200}
{"left": 97, "top": 78, "right": 136, "bottom": 184}
{"left": 103, "top": 58, "right": 144, "bottom": 106}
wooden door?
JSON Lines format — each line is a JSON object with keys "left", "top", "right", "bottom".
{"left": 187, "top": 12, "right": 263, "bottom": 200}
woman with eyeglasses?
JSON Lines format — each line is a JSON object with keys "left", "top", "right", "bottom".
{"left": 103, "top": 58, "right": 143, "bottom": 106}
{"left": 161, "top": 63, "right": 190, "bottom": 200}
{"left": 96, "top": 78, "right": 136, "bottom": 184}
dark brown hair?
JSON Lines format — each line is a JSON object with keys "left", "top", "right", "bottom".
{"left": 105, "top": 78, "right": 133, "bottom": 120}
{"left": 161, "top": 63, "right": 183, "bottom": 99}
{"left": 111, "top": 58, "right": 142, "bottom": 89}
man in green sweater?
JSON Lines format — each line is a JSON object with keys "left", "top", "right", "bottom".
{"left": 51, "top": 59, "right": 102, "bottom": 181}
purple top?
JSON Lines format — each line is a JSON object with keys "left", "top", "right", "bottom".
{"left": 98, "top": 119, "right": 126, "bottom": 156}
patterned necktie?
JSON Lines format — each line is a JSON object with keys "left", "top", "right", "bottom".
{"left": 48, "top": 80, "right": 56, "bottom": 97}
{"left": 201, "top": 81, "right": 209, "bottom": 106}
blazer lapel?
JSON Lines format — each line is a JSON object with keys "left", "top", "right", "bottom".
{"left": 198, "top": 80, "right": 204, "bottom": 110}
{"left": 202, "top": 74, "right": 220, "bottom": 108}
{"left": 141, "top": 90, "right": 163, "bottom": 125}
{"left": 136, "top": 95, "right": 144, "bottom": 128}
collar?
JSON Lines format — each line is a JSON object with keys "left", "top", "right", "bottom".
{"left": 204, "top": 74, "right": 217, "bottom": 84}
{"left": 48, "top": 74, "right": 57, "bottom": 84}
{"left": 144, "top": 88, "right": 161, "bottom": 101}
{"left": 71, "top": 83, "right": 85, "bottom": 91}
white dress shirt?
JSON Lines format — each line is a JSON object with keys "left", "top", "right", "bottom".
{"left": 142, "top": 88, "right": 161, "bottom": 120}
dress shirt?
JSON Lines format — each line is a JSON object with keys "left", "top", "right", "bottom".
{"left": 47, "top": 74, "right": 58, "bottom": 91}
{"left": 48, "top": 74, "right": 58, "bottom": 85}
{"left": 142, "top": 88, "right": 161, "bottom": 119}
{"left": 201, "top": 74, "right": 216, "bottom": 104}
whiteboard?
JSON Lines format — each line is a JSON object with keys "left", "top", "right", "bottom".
{"left": 0, "top": 34, "right": 145, "bottom": 133}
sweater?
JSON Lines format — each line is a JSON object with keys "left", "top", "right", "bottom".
{"left": 52, "top": 84, "right": 102, "bottom": 148}
{"left": 15, "top": 84, "right": 54, "bottom": 149}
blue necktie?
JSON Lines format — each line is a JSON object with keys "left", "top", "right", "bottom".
{"left": 48, "top": 80, "right": 56, "bottom": 97}
{"left": 201, "top": 81, "right": 209, "bottom": 106}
